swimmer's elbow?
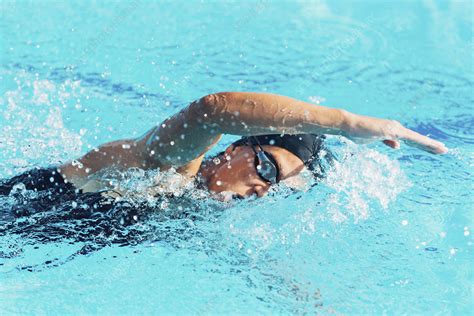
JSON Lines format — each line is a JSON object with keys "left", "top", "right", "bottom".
{"left": 194, "top": 92, "right": 230, "bottom": 116}
{"left": 188, "top": 92, "right": 233, "bottom": 133}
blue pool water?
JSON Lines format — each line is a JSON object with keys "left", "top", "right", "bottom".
{"left": 1, "top": 0, "right": 473, "bottom": 314}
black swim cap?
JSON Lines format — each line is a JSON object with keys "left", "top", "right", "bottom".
{"left": 232, "top": 134, "right": 334, "bottom": 180}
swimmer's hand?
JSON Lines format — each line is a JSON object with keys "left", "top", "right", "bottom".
{"left": 342, "top": 111, "right": 448, "bottom": 154}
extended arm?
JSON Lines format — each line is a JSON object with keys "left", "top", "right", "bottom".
{"left": 140, "top": 92, "right": 349, "bottom": 170}
{"left": 60, "top": 92, "right": 447, "bottom": 187}
{"left": 144, "top": 92, "right": 446, "bottom": 167}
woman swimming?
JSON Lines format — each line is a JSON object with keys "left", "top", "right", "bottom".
{"left": 0, "top": 92, "right": 447, "bottom": 197}
{"left": 0, "top": 91, "right": 448, "bottom": 257}
{"left": 1, "top": 92, "right": 447, "bottom": 200}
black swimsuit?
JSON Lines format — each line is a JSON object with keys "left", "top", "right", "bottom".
{"left": 0, "top": 167, "right": 218, "bottom": 224}
{"left": 0, "top": 167, "right": 76, "bottom": 196}
{"left": 0, "top": 168, "right": 138, "bottom": 223}
{"left": 0, "top": 169, "right": 221, "bottom": 270}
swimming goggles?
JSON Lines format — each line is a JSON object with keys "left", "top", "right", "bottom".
{"left": 250, "top": 137, "right": 280, "bottom": 185}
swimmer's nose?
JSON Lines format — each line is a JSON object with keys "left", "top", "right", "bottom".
{"left": 254, "top": 186, "right": 268, "bottom": 198}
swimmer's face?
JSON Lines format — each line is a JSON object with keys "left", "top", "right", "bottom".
{"left": 205, "top": 144, "right": 305, "bottom": 199}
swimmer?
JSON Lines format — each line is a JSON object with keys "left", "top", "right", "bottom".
{"left": 1, "top": 92, "right": 447, "bottom": 200}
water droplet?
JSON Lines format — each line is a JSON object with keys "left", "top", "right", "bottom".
{"left": 464, "top": 230, "right": 470, "bottom": 236}
{"left": 216, "top": 180, "right": 222, "bottom": 186}
{"left": 49, "top": 177, "right": 54, "bottom": 183}
{"left": 401, "top": 220, "right": 408, "bottom": 226}
{"left": 170, "top": 141, "right": 175, "bottom": 146}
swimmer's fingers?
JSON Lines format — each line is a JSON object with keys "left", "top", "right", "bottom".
{"left": 346, "top": 115, "right": 447, "bottom": 153}
{"left": 397, "top": 126, "right": 448, "bottom": 154}
{"left": 382, "top": 139, "right": 400, "bottom": 149}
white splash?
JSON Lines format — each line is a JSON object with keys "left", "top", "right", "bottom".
{"left": 0, "top": 74, "right": 84, "bottom": 174}
{"left": 324, "top": 148, "right": 412, "bottom": 223}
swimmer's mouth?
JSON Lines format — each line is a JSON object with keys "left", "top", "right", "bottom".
{"left": 212, "top": 191, "right": 247, "bottom": 202}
